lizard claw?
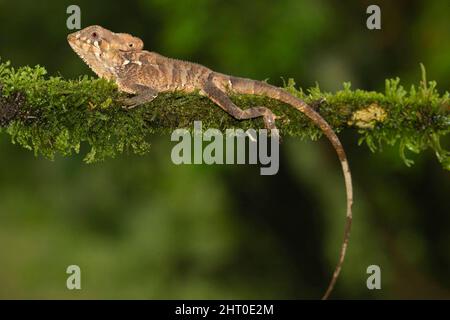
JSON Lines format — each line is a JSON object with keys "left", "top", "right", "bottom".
{"left": 119, "top": 92, "right": 158, "bottom": 110}
{"left": 118, "top": 97, "right": 140, "bottom": 109}
{"left": 310, "top": 97, "right": 327, "bottom": 109}
{"left": 259, "top": 108, "right": 282, "bottom": 143}
{"left": 121, "top": 103, "right": 138, "bottom": 110}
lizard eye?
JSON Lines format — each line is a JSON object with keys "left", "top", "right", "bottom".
{"left": 129, "top": 43, "right": 134, "bottom": 48}
{"left": 91, "top": 32, "right": 98, "bottom": 38}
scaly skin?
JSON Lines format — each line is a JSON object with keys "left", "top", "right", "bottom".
{"left": 68, "top": 26, "right": 353, "bottom": 299}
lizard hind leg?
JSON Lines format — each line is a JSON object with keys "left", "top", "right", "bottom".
{"left": 201, "top": 82, "right": 279, "bottom": 134}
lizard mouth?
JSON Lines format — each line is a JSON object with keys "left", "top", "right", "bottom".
{"left": 67, "top": 33, "right": 108, "bottom": 77}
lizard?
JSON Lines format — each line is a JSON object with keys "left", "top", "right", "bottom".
{"left": 68, "top": 25, "right": 353, "bottom": 299}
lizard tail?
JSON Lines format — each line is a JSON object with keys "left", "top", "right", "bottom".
{"left": 230, "top": 77, "right": 353, "bottom": 299}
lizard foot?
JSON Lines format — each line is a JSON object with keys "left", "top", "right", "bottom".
{"left": 310, "top": 97, "right": 327, "bottom": 110}
{"left": 119, "top": 96, "right": 153, "bottom": 110}
{"left": 255, "top": 106, "right": 281, "bottom": 142}
{"left": 119, "top": 90, "right": 159, "bottom": 110}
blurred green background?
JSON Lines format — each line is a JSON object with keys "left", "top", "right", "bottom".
{"left": 0, "top": 0, "right": 449, "bottom": 299}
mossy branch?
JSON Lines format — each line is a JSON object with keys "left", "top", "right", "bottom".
{"left": 0, "top": 60, "right": 449, "bottom": 169}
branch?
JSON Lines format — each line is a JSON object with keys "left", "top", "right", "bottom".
{"left": 0, "top": 60, "right": 449, "bottom": 169}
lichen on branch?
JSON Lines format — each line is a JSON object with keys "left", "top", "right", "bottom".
{"left": 0, "top": 59, "right": 449, "bottom": 169}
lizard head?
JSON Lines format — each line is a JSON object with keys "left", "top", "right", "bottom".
{"left": 67, "top": 25, "right": 143, "bottom": 79}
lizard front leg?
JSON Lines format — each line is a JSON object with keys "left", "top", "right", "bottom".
{"left": 118, "top": 82, "right": 159, "bottom": 109}
{"left": 201, "top": 80, "right": 278, "bottom": 133}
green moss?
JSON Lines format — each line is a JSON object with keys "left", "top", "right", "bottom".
{"left": 0, "top": 59, "right": 449, "bottom": 169}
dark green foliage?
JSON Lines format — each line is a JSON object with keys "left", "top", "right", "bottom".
{"left": 0, "top": 60, "right": 448, "bottom": 169}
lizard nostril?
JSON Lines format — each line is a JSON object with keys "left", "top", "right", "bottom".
{"left": 67, "top": 33, "right": 79, "bottom": 43}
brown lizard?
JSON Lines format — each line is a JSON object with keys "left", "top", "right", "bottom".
{"left": 68, "top": 25, "right": 353, "bottom": 299}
